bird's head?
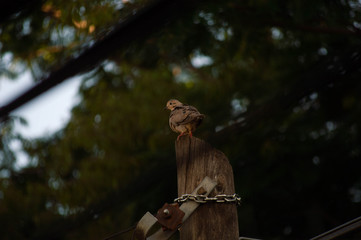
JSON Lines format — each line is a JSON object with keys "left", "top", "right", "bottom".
{"left": 165, "top": 99, "right": 183, "bottom": 111}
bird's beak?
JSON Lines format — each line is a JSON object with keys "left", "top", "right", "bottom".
{"left": 163, "top": 106, "right": 168, "bottom": 110}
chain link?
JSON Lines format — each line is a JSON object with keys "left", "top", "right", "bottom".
{"left": 174, "top": 193, "right": 241, "bottom": 206}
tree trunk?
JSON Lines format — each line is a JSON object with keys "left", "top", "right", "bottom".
{"left": 176, "top": 136, "right": 239, "bottom": 240}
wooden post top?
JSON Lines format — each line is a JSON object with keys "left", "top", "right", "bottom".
{"left": 175, "top": 136, "right": 239, "bottom": 240}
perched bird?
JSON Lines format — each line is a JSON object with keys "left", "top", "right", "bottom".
{"left": 165, "top": 99, "right": 205, "bottom": 141}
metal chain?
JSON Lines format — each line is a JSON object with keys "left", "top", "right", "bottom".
{"left": 174, "top": 193, "right": 241, "bottom": 206}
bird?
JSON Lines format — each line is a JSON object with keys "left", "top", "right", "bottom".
{"left": 165, "top": 99, "right": 205, "bottom": 141}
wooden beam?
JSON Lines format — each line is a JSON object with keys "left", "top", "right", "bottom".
{"left": 176, "top": 136, "right": 239, "bottom": 240}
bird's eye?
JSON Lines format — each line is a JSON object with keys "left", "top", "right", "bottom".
{"left": 169, "top": 103, "right": 173, "bottom": 105}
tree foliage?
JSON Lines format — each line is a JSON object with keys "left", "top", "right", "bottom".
{"left": 1, "top": 0, "right": 361, "bottom": 239}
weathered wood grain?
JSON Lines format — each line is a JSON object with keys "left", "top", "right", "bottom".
{"left": 176, "top": 136, "right": 239, "bottom": 240}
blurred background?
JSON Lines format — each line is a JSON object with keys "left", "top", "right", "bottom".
{"left": 1, "top": 0, "right": 361, "bottom": 239}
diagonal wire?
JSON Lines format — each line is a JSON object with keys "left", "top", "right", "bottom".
{"left": 102, "top": 223, "right": 137, "bottom": 240}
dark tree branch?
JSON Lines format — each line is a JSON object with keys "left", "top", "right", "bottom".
{"left": 0, "top": 0, "right": 194, "bottom": 121}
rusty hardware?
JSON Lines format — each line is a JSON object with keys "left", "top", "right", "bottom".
{"left": 155, "top": 203, "right": 185, "bottom": 231}
{"left": 134, "top": 177, "right": 217, "bottom": 240}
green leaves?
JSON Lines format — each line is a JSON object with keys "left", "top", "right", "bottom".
{"left": 1, "top": 0, "right": 361, "bottom": 239}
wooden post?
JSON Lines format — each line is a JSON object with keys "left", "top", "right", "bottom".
{"left": 176, "top": 136, "right": 239, "bottom": 240}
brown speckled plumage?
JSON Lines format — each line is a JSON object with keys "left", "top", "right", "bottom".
{"left": 165, "top": 99, "right": 204, "bottom": 140}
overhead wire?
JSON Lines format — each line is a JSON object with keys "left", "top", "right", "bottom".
{"left": 102, "top": 223, "right": 137, "bottom": 240}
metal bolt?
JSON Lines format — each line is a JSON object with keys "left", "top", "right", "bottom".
{"left": 163, "top": 208, "right": 170, "bottom": 216}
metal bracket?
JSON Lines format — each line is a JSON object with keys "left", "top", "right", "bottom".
{"left": 133, "top": 212, "right": 159, "bottom": 240}
{"left": 155, "top": 203, "right": 185, "bottom": 231}
{"left": 133, "top": 176, "right": 217, "bottom": 240}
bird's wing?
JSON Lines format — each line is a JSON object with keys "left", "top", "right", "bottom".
{"left": 170, "top": 106, "right": 204, "bottom": 126}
